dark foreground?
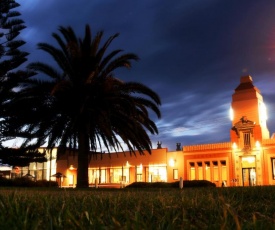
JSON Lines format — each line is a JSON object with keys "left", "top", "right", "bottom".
{"left": 0, "top": 186, "right": 274, "bottom": 229}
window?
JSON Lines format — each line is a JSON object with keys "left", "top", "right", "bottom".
{"left": 173, "top": 169, "right": 178, "bottom": 180}
{"left": 205, "top": 161, "right": 211, "bottom": 181}
{"left": 220, "top": 160, "right": 227, "bottom": 181}
{"left": 243, "top": 132, "right": 251, "bottom": 148}
{"left": 272, "top": 158, "right": 275, "bottom": 180}
{"left": 213, "top": 161, "right": 219, "bottom": 181}
{"left": 197, "top": 162, "right": 203, "bottom": 180}
{"left": 190, "top": 162, "right": 195, "bottom": 180}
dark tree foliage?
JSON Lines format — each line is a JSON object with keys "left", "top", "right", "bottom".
{"left": 0, "top": 146, "right": 46, "bottom": 166}
{"left": 15, "top": 25, "right": 161, "bottom": 188}
{"left": 0, "top": 1, "right": 46, "bottom": 166}
{"left": 0, "top": 0, "right": 28, "bottom": 142}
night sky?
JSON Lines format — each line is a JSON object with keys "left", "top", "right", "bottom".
{"left": 16, "top": 0, "right": 275, "bottom": 151}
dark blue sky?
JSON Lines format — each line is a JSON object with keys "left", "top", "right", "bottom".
{"left": 16, "top": 0, "right": 275, "bottom": 151}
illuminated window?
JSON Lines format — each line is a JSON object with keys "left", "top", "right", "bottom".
{"left": 221, "top": 160, "right": 227, "bottom": 181}
{"left": 136, "top": 164, "right": 143, "bottom": 182}
{"left": 88, "top": 169, "right": 100, "bottom": 184}
{"left": 213, "top": 161, "right": 219, "bottom": 181}
{"left": 272, "top": 158, "right": 275, "bottom": 180}
{"left": 148, "top": 165, "right": 167, "bottom": 182}
{"left": 205, "top": 161, "right": 210, "bottom": 181}
{"left": 68, "top": 175, "right": 74, "bottom": 186}
{"left": 173, "top": 169, "right": 178, "bottom": 180}
{"left": 197, "top": 162, "right": 203, "bottom": 180}
{"left": 101, "top": 169, "right": 106, "bottom": 183}
{"left": 190, "top": 162, "right": 195, "bottom": 180}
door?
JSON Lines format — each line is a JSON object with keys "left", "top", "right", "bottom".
{"left": 241, "top": 156, "right": 256, "bottom": 186}
{"left": 242, "top": 168, "right": 256, "bottom": 186}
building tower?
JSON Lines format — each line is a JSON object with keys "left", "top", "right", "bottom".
{"left": 230, "top": 75, "right": 269, "bottom": 186}
{"left": 230, "top": 75, "right": 269, "bottom": 149}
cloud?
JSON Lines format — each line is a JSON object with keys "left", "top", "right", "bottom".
{"left": 14, "top": 0, "right": 275, "bottom": 151}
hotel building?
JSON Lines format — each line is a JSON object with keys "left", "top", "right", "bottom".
{"left": 24, "top": 76, "right": 275, "bottom": 187}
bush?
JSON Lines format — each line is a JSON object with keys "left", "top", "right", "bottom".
{"left": 0, "top": 177, "right": 58, "bottom": 187}
{"left": 182, "top": 180, "right": 216, "bottom": 188}
{"left": 35, "top": 180, "right": 58, "bottom": 187}
{"left": 12, "top": 177, "right": 36, "bottom": 187}
{"left": 0, "top": 177, "right": 13, "bottom": 186}
{"left": 126, "top": 180, "right": 216, "bottom": 189}
{"left": 126, "top": 182, "right": 173, "bottom": 188}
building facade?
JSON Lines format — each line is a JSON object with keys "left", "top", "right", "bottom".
{"left": 23, "top": 75, "right": 275, "bottom": 187}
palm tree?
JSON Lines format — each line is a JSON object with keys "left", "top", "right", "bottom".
{"left": 15, "top": 25, "right": 161, "bottom": 188}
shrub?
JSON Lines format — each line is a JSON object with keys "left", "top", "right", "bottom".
{"left": 12, "top": 177, "right": 36, "bottom": 187}
{"left": 35, "top": 180, "right": 58, "bottom": 187}
{"left": 0, "top": 177, "right": 13, "bottom": 186}
{"left": 126, "top": 180, "right": 216, "bottom": 189}
{"left": 0, "top": 177, "right": 58, "bottom": 187}
{"left": 182, "top": 180, "right": 216, "bottom": 188}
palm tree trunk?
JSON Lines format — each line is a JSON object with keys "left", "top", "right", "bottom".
{"left": 77, "top": 130, "right": 89, "bottom": 188}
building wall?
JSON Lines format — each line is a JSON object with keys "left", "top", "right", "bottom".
{"left": 48, "top": 76, "right": 275, "bottom": 187}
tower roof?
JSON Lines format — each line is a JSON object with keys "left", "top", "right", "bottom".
{"left": 234, "top": 75, "right": 260, "bottom": 93}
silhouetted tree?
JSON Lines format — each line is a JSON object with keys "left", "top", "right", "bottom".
{"left": 0, "top": 0, "right": 28, "bottom": 143}
{"left": 14, "top": 25, "right": 161, "bottom": 187}
{"left": 0, "top": 1, "right": 46, "bottom": 166}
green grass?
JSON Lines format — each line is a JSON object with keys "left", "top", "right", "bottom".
{"left": 0, "top": 186, "right": 275, "bottom": 229}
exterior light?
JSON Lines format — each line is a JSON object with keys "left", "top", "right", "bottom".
{"left": 169, "top": 159, "right": 175, "bottom": 167}
{"left": 255, "top": 141, "right": 261, "bottom": 148}
{"left": 126, "top": 161, "right": 129, "bottom": 167}
{"left": 232, "top": 143, "right": 237, "bottom": 149}
{"left": 69, "top": 165, "right": 74, "bottom": 170}
{"left": 246, "top": 157, "right": 255, "bottom": 163}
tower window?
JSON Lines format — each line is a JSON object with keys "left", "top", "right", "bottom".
{"left": 243, "top": 132, "right": 251, "bottom": 148}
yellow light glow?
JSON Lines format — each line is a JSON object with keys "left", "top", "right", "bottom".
{"left": 255, "top": 141, "right": 261, "bottom": 148}
{"left": 242, "top": 156, "right": 255, "bottom": 163}
{"left": 232, "top": 142, "right": 237, "bottom": 149}
{"left": 69, "top": 165, "right": 74, "bottom": 170}
{"left": 169, "top": 159, "right": 175, "bottom": 167}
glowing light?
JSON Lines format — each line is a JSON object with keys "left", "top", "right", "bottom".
{"left": 69, "top": 165, "right": 74, "bottom": 170}
{"left": 230, "top": 107, "right": 234, "bottom": 121}
{"left": 255, "top": 141, "right": 261, "bottom": 148}
{"left": 232, "top": 142, "right": 237, "bottom": 149}
{"left": 169, "top": 159, "right": 175, "bottom": 167}
{"left": 242, "top": 156, "right": 255, "bottom": 163}
{"left": 259, "top": 102, "right": 267, "bottom": 121}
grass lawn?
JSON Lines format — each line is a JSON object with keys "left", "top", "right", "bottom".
{"left": 0, "top": 186, "right": 274, "bottom": 229}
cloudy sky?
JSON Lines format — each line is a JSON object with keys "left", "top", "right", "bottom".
{"left": 15, "top": 0, "right": 275, "bottom": 151}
